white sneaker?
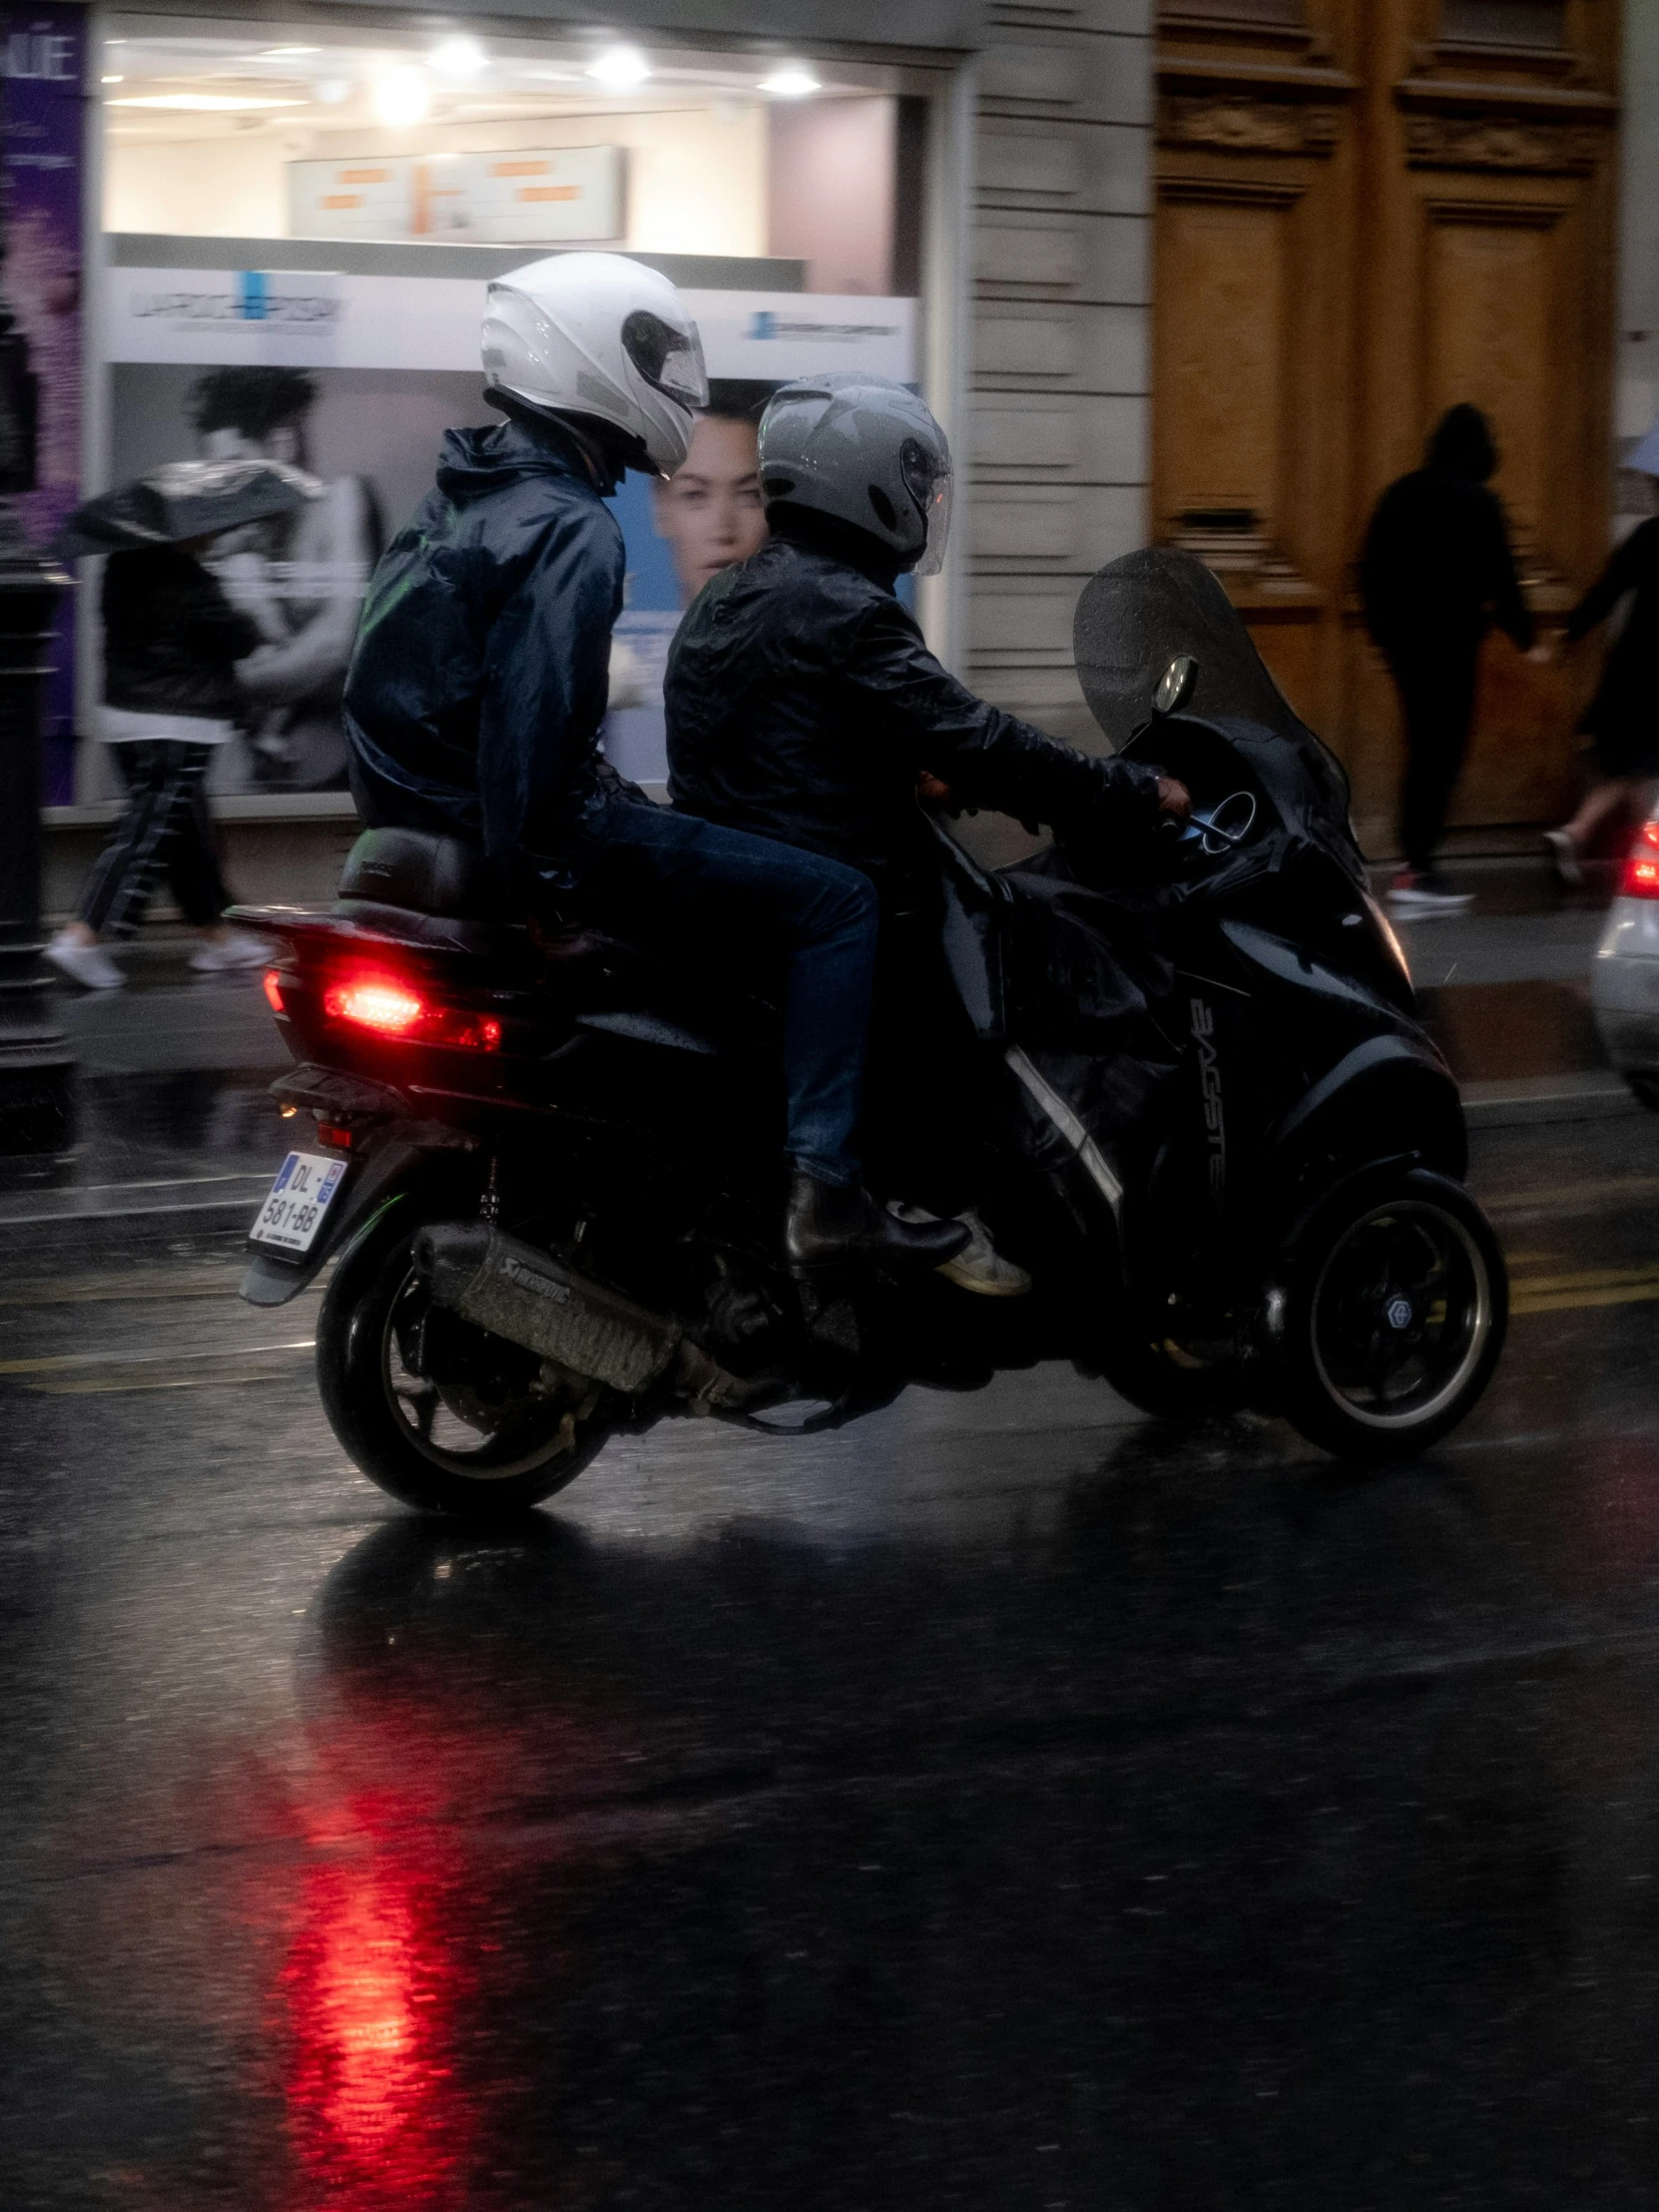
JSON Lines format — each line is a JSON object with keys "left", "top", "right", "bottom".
{"left": 889, "top": 1204, "right": 1032, "bottom": 1298}
{"left": 190, "top": 930, "right": 269, "bottom": 973}
{"left": 1544, "top": 829, "right": 1583, "bottom": 888}
{"left": 44, "top": 931, "right": 124, "bottom": 990}
{"left": 1385, "top": 869, "right": 1473, "bottom": 916}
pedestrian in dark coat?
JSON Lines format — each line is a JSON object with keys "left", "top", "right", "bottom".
{"left": 44, "top": 541, "right": 271, "bottom": 990}
{"left": 1360, "top": 403, "right": 1535, "bottom": 913}
{"left": 1542, "top": 513, "right": 1659, "bottom": 884}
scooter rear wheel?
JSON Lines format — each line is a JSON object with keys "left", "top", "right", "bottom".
{"left": 1271, "top": 1167, "right": 1506, "bottom": 1462}
{"left": 316, "top": 1206, "right": 620, "bottom": 1516}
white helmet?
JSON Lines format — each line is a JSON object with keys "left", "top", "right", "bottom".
{"left": 758, "top": 373, "right": 953, "bottom": 573}
{"left": 481, "top": 252, "right": 708, "bottom": 478}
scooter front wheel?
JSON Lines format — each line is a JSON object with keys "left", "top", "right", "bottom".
{"left": 1270, "top": 1167, "right": 1506, "bottom": 1462}
{"left": 316, "top": 1207, "right": 621, "bottom": 1516}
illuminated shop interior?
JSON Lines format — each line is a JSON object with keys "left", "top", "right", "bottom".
{"left": 101, "top": 19, "right": 922, "bottom": 294}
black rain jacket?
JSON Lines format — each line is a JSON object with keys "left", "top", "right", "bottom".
{"left": 664, "top": 514, "right": 1164, "bottom": 893}
{"left": 1360, "top": 409, "right": 1532, "bottom": 666}
{"left": 343, "top": 417, "right": 624, "bottom": 864}
{"left": 1564, "top": 517, "right": 1659, "bottom": 776}
{"left": 103, "top": 545, "right": 260, "bottom": 722}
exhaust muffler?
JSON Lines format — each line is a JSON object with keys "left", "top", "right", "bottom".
{"left": 413, "top": 1222, "right": 764, "bottom": 1411}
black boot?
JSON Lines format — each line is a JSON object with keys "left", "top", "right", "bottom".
{"left": 784, "top": 1172, "right": 971, "bottom": 1277}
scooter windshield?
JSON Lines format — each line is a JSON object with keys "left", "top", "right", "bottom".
{"left": 1072, "top": 546, "right": 1354, "bottom": 835}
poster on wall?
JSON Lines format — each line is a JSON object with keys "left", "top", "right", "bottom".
{"left": 3, "top": 6, "right": 84, "bottom": 803}
{"left": 102, "top": 273, "right": 914, "bottom": 795}
{"left": 108, "top": 363, "right": 492, "bottom": 796}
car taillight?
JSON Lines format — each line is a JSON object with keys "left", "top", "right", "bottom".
{"left": 322, "top": 971, "right": 501, "bottom": 1050}
{"left": 1624, "top": 821, "right": 1659, "bottom": 898}
{"left": 264, "top": 969, "right": 286, "bottom": 1013}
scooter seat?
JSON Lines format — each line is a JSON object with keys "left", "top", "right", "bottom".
{"left": 336, "top": 828, "right": 504, "bottom": 918}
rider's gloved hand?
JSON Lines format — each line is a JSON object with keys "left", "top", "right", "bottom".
{"left": 1156, "top": 776, "right": 1193, "bottom": 825}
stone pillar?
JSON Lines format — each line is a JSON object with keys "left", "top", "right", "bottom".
{"left": 967, "top": 0, "right": 1153, "bottom": 753}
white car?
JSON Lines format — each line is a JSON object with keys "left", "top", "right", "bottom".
{"left": 1593, "top": 816, "right": 1659, "bottom": 1108}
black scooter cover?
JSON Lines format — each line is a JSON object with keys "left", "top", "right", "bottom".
{"left": 993, "top": 549, "right": 1372, "bottom": 1178}
{"left": 1073, "top": 546, "right": 1366, "bottom": 892}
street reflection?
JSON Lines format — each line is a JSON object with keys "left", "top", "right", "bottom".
{"left": 283, "top": 1837, "right": 471, "bottom": 2209}
{"left": 277, "top": 1519, "right": 597, "bottom": 2207}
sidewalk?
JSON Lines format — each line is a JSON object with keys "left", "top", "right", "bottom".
{"left": 0, "top": 940, "right": 289, "bottom": 1243}
{"left": 1386, "top": 861, "right": 1631, "bottom": 1129}
{"left": 0, "top": 862, "right": 1635, "bottom": 1234}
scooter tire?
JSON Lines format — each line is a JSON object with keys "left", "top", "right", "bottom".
{"left": 316, "top": 1206, "right": 618, "bottom": 1517}
{"left": 1271, "top": 1166, "right": 1506, "bottom": 1463}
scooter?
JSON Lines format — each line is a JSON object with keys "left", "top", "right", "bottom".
{"left": 235, "top": 549, "right": 1505, "bottom": 1514}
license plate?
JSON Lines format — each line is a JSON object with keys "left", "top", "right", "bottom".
{"left": 250, "top": 1151, "right": 348, "bottom": 1255}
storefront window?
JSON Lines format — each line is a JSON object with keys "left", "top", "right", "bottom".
{"left": 100, "top": 20, "right": 921, "bottom": 281}
{"left": 90, "top": 17, "right": 926, "bottom": 797}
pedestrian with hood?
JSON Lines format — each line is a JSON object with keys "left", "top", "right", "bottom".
{"left": 1360, "top": 403, "right": 1536, "bottom": 914}
{"left": 44, "top": 458, "right": 317, "bottom": 991}
{"left": 342, "top": 253, "right": 968, "bottom": 1281}
{"left": 1541, "top": 426, "right": 1659, "bottom": 884}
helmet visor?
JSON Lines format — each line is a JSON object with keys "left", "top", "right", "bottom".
{"left": 901, "top": 438, "right": 953, "bottom": 577}
{"left": 622, "top": 308, "right": 709, "bottom": 410}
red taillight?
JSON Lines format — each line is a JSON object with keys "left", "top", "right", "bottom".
{"left": 264, "top": 968, "right": 286, "bottom": 1014}
{"left": 315, "top": 1119, "right": 353, "bottom": 1151}
{"left": 325, "top": 977, "right": 424, "bottom": 1033}
{"left": 1624, "top": 820, "right": 1659, "bottom": 898}
{"left": 322, "top": 971, "right": 501, "bottom": 1051}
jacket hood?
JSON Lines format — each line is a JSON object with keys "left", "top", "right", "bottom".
{"left": 434, "top": 418, "right": 597, "bottom": 503}
{"left": 1425, "top": 403, "right": 1497, "bottom": 482}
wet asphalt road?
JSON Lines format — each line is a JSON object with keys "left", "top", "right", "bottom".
{"left": 4, "top": 1106, "right": 1659, "bottom": 2207}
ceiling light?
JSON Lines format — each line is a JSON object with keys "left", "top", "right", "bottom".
{"left": 312, "top": 78, "right": 351, "bottom": 105}
{"left": 587, "top": 45, "right": 650, "bottom": 90}
{"left": 101, "top": 73, "right": 122, "bottom": 84}
{"left": 259, "top": 46, "right": 319, "bottom": 58}
{"left": 372, "top": 66, "right": 430, "bottom": 125}
{"left": 109, "top": 93, "right": 305, "bottom": 111}
{"left": 760, "top": 66, "right": 820, "bottom": 97}
{"left": 429, "top": 35, "right": 487, "bottom": 78}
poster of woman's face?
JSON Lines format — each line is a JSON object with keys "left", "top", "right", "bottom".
{"left": 651, "top": 410, "right": 768, "bottom": 604}
{"left": 603, "top": 380, "right": 777, "bottom": 789}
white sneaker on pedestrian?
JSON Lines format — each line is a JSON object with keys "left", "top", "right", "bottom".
{"left": 1543, "top": 828, "right": 1583, "bottom": 888}
{"left": 888, "top": 1203, "right": 1032, "bottom": 1297}
{"left": 1385, "top": 868, "right": 1473, "bottom": 916}
{"left": 44, "top": 930, "right": 124, "bottom": 990}
{"left": 190, "top": 930, "right": 269, "bottom": 973}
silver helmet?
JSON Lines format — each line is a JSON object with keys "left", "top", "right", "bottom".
{"left": 757, "top": 373, "right": 953, "bottom": 574}
{"left": 481, "top": 251, "right": 709, "bottom": 477}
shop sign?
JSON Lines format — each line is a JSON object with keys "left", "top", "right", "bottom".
{"left": 289, "top": 146, "right": 623, "bottom": 246}
{"left": 106, "top": 269, "right": 916, "bottom": 381}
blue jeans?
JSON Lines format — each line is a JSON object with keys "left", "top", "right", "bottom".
{"left": 565, "top": 792, "right": 877, "bottom": 1187}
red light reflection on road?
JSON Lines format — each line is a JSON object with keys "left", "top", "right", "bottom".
{"left": 281, "top": 1795, "right": 472, "bottom": 2210}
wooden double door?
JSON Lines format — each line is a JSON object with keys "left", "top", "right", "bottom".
{"left": 1151, "top": 0, "right": 1619, "bottom": 851}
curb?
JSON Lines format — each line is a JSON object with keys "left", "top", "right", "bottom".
{"left": 1461, "top": 1074, "right": 1640, "bottom": 1130}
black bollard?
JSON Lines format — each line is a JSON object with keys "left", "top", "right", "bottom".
{"left": 0, "top": 523, "right": 71, "bottom": 1153}
{"left": 0, "top": 228, "right": 70, "bottom": 1154}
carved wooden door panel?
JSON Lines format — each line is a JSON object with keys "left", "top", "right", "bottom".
{"left": 1152, "top": 0, "right": 1618, "bottom": 851}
